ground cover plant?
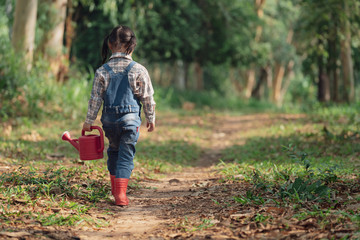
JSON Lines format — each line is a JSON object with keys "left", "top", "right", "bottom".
{"left": 0, "top": 106, "right": 359, "bottom": 239}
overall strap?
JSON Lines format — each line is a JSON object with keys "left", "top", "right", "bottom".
{"left": 124, "top": 61, "right": 136, "bottom": 73}
{"left": 103, "top": 63, "right": 115, "bottom": 77}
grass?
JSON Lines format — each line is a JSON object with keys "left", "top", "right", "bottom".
{"left": 214, "top": 110, "right": 359, "bottom": 234}
{"left": 0, "top": 101, "right": 359, "bottom": 234}
{"left": 0, "top": 165, "right": 110, "bottom": 227}
{"left": 0, "top": 107, "right": 206, "bottom": 229}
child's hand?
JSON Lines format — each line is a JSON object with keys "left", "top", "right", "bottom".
{"left": 82, "top": 123, "right": 92, "bottom": 132}
{"left": 147, "top": 122, "right": 155, "bottom": 132}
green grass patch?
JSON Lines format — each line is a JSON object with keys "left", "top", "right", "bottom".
{"left": 217, "top": 109, "right": 359, "bottom": 229}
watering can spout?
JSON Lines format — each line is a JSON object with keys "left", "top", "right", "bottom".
{"left": 62, "top": 131, "right": 80, "bottom": 151}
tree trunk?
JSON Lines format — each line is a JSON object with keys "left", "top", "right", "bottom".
{"left": 317, "top": 37, "right": 331, "bottom": 102}
{"left": 38, "top": 0, "right": 68, "bottom": 81}
{"left": 266, "top": 66, "right": 272, "bottom": 89}
{"left": 152, "top": 63, "right": 161, "bottom": 86}
{"left": 65, "top": 0, "right": 74, "bottom": 61}
{"left": 245, "top": 68, "right": 256, "bottom": 98}
{"left": 229, "top": 68, "right": 243, "bottom": 94}
{"left": 317, "top": 53, "right": 330, "bottom": 102}
{"left": 279, "top": 60, "right": 295, "bottom": 104}
{"left": 272, "top": 63, "right": 285, "bottom": 105}
{"left": 327, "top": 16, "right": 339, "bottom": 102}
{"left": 11, "top": 0, "right": 38, "bottom": 71}
{"left": 244, "top": 0, "right": 266, "bottom": 99}
{"left": 184, "top": 62, "right": 190, "bottom": 89}
{"left": 255, "top": 0, "right": 266, "bottom": 42}
{"left": 339, "top": 0, "right": 355, "bottom": 102}
{"left": 195, "top": 62, "right": 204, "bottom": 91}
{"left": 173, "top": 60, "right": 186, "bottom": 90}
{"left": 271, "top": 29, "right": 294, "bottom": 105}
{"left": 251, "top": 67, "right": 267, "bottom": 99}
{"left": 165, "top": 64, "right": 173, "bottom": 87}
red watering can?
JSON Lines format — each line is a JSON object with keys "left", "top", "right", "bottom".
{"left": 62, "top": 126, "right": 104, "bottom": 160}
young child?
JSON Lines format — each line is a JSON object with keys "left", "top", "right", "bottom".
{"left": 82, "top": 25, "right": 156, "bottom": 206}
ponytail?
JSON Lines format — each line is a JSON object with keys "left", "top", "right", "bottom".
{"left": 101, "top": 35, "right": 110, "bottom": 64}
{"left": 125, "top": 35, "right": 137, "bottom": 55}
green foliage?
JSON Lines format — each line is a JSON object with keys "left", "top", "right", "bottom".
{"left": 234, "top": 191, "right": 265, "bottom": 206}
{"left": 0, "top": 5, "right": 25, "bottom": 100}
{"left": 0, "top": 15, "right": 47, "bottom": 120}
{"left": 279, "top": 177, "right": 330, "bottom": 202}
{"left": 218, "top": 107, "right": 360, "bottom": 208}
{"left": 137, "top": 0, "right": 204, "bottom": 63}
{"left": 70, "top": 0, "right": 261, "bottom": 68}
{"left": 174, "top": 216, "right": 216, "bottom": 232}
{"left": 135, "top": 139, "right": 201, "bottom": 174}
{"left": 283, "top": 144, "right": 311, "bottom": 172}
{"left": 228, "top": 146, "right": 334, "bottom": 205}
{"left": 154, "top": 86, "right": 277, "bottom": 112}
{"left": 0, "top": 167, "right": 109, "bottom": 202}
{"left": 3, "top": 0, "right": 360, "bottom": 116}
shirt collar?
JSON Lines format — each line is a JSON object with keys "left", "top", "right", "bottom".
{"left": 109, "top": 52, "right": 132, "bottom": 60}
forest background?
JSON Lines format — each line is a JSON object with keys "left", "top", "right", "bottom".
{"left": 1, "top": 0, "right": 359, "bottom": 120}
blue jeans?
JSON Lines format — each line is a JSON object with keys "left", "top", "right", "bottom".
{"left": 101, "top": 112, "right": 141, "bottom": 179}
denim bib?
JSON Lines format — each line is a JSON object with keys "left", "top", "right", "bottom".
{"left": 102, "top": 61, "right": 141, "bottom": 114}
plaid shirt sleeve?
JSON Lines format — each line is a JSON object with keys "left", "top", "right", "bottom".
{"left": 132, "top": 67, "right": 156, "bottom": 123}
{"left": 85, "top": 69, "right": 105, "bottom": 125}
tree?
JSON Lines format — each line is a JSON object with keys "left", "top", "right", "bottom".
{"left": 11, "top": 0, "right": 38, "bottom": 70}
{"left": 296, "top": 0, "right": 358, "bottom": 103}
{"left": 267, "top": 0, "right": 298, "bottom": 105}
{"left": 245, "top": 0, "right": 266, "bottom": 99}
{"left": 37, "top": 0, "right": 68, "bottom": 81}
{"left": 339, "top": 0, "right": 355, "bottom": 102}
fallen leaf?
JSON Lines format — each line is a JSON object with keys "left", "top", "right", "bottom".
{"left": 265, "top": 207, "right": 285, "bottom": 215}
{"left": 0, "top": 232, "right": 32, "bottom": 238}
{"left": 346, "top": 203, "right": 360, "bottom": 211}
{"left": 230, "top": 213, "right": 252, "bottom": 219}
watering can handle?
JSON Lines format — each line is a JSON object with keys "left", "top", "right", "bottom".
{"left": 81, "top": 126, "right": 104, "bottom": 153}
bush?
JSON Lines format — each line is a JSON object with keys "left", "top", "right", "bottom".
{"left": 0, "top": 7, "right": 28, "bottom": 120}
{"left": 153, "top": 86, "right": 277, "bottom": 113}
{"left": 0, "top": 4, "right": 92, "bottom": 123}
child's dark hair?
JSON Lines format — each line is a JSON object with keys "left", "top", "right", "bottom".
{"left": 101, "top": 25, "right": 137, "bottom": 64}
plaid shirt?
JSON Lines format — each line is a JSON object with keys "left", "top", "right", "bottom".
{"left": 85, "top": 53, "right": 156, "bottom": 124}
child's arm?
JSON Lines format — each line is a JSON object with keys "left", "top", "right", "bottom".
{"left": 133, "top": 67, "right": 156, "bottom": 132}
{"left": 146, "top": 105, "right": 156, "bottom": 132}
{"left": 83, "top": 70, "right": 105, "bottom": 131}
{"left": 142, "top": 97, "right": 156, "bottom": 132}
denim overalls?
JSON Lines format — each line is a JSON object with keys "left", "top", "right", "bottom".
{"left": 101, "top": 61, "right": 141, "bottom": 179}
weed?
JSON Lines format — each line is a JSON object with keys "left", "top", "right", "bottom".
{"left": 283, "top": 144, "right": 311, "bottom": 172}
{"left": 234, "top": 190, "right": 265, "bottom": 205}
{"left": 194, "top": 218, "right": 216, "bottom": 231}
{"left": 0, "top": 167, "right": 110, "bottom": 202}
{"left": 174, "top": 216, "right": 216, "bottom": 232}
{"left": 279, "top": 177, "right": 330, "bottom": 202}
{"left": 253, "top": 213, "right": 270, "bottom": 223}
{"left": 212, "top": 199, "right": 220, "bottom": 206}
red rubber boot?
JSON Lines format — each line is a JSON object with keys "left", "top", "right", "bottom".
{"left": 110, "top": 175, "right": 115, "bottom": 196}
{"left": 114, "top": 178, "right": 129, "bottom": 206}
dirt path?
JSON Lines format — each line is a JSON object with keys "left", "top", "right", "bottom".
{"left": 73, "top": 113, "right": 306, "bottom": 239}
{"left": 76, "top": 157, "right": 221, "bottom": 239}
